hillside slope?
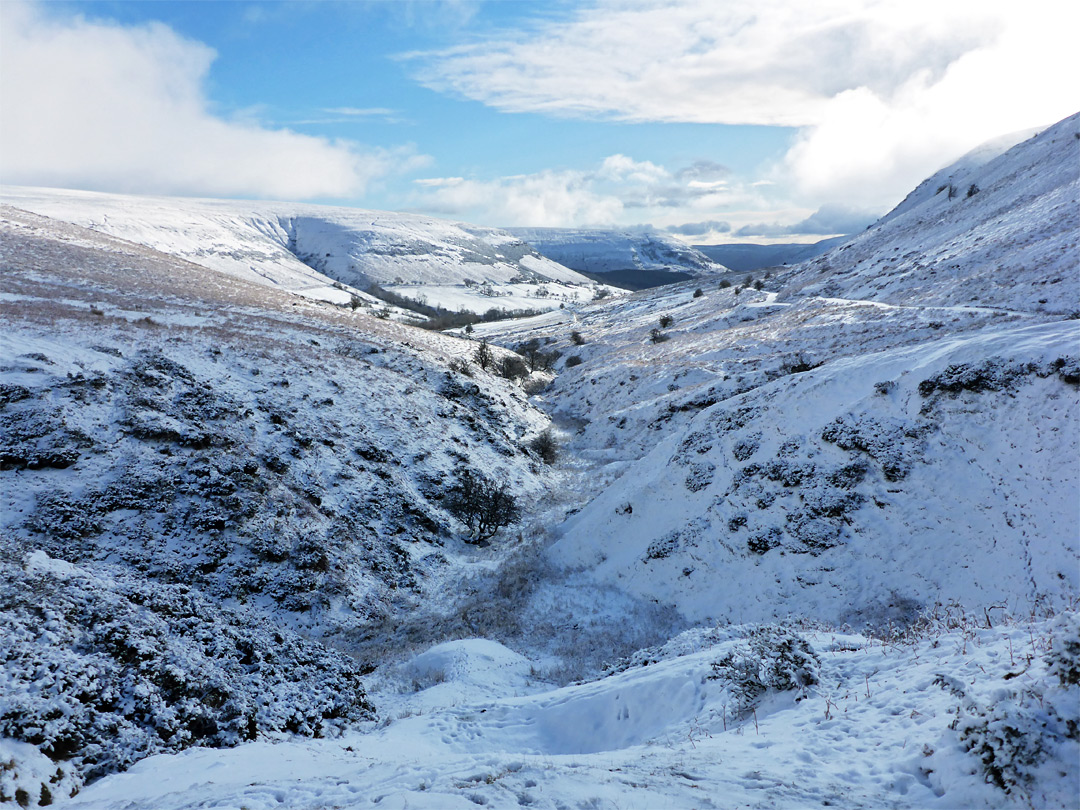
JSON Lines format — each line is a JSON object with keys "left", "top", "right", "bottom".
{"left": 0, "top": 204, "right": 565, "bottom": 794}
{"left": 694, "top": 236, "right": 846, "bottom": 272}
{"left": 0, "top": 187, "right": 613, "bottom": 316}
{"left": 776, "top": 113, "right": 1079, "bottom": 313}
{"left": 477, "top": 113, "right": 1080, "bottom": 627}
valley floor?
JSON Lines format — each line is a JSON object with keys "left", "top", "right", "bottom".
{"left": 60, "top": 615, "right": 1079, "bottom": 810}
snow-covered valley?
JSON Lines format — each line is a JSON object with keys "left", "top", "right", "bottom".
{"left": 1, "top": 115, "right": 1078, "bottom": 809}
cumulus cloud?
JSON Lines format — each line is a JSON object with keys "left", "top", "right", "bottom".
{"left": 411, "top": 155, "right": 755, "bottom": 227}
{"left": 0, "top": 2, "right": 427, "bottom": 199}
{"left": 411, "top": 169, "right": 624, "bottom": 227}
{"left": 412, "top": 0, "right": 1080, "bottom": 210}
{"left": 665, "top": 220, "right": 732, "bottom": 237}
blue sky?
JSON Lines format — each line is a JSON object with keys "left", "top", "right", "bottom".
{"left": 1, "top": 0, "right": 1076, "bottom": 241}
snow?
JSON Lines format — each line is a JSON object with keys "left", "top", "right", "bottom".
{"left": 24, "top": 550, "right": 83, "bottom": 580}
{"left": 775, "top": 113, "right": 1080, "bottom": 314}
{"left": 549, "top": 319, "right": 1079, "bottom": 625}
{"left": 0, "top": 186, "right": 617, "bottom": 315}
{"left": 63, "top": 619, "right": 1079, "bottom": 810}
{"left": 2, "top": 114, "right": 1078, "bottom": 809}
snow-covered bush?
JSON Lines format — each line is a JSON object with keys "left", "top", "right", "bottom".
{"left": 707, "top": 626, "right": 820, "bottom": 717}
{"left": 952, "top": 613, "right": 1080, "bottom": 799}
{"left": 0, "top": 550, "right": 374, "bottom": 788}
{"left": 916, "top": 355, "right": 1078, "bottom": 400}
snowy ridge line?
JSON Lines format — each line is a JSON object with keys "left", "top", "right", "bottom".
{"left": 0, "top": 187, "right": 620, "bottom": 316}
{"left": 775, "top": 112, "right": 1080, "bottom": 314}
{"left": 507, "top": 226, "right": 729, "bottom": 283}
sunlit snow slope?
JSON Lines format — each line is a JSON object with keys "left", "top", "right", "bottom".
{"left": 776, "top": 115, "right": 1079, "bottom": 313}
{"left": 0, "top": 187, "right": 610, "bottom": 315}
{"left": 482, "top": 112, "right": 1080, "bottom": 627}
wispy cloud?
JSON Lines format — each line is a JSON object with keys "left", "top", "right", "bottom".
{"left": 411, "top": 0, "right": 1080, "bottom": 211}
{"left": 0, "top": 2, "right": 428, "bottom": 199}
{"left": 324, "top": 107, "right": 398, "bottom": 117}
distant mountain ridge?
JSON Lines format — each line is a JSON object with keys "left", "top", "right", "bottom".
{"left": 693, "top": 237, "right": 846, "bottom": 273}
{"left": 507, "top": 227, "right": 728, "bottom": 289}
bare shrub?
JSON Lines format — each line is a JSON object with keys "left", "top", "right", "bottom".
{"left": 498, "top": 355, "right": 530, "bottom": 381}
{"left": 474, "top": 340, "right": 494, "bottom": 371}
{"left": 528, "top": 429, "right": 558, "bottom": 464}
{"left": 445, "top": 470, "right": 521, "bottom": 542}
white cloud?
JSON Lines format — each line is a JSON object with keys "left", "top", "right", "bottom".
{"left": 413, "top": 0, "right": 1080, "bottom": 211}
{"left": 782, "top": 6, "right": 1080, "bottom": 208}
{"left": 412, "top": 168, "right": 624, "bottom": 227}
{"left": 734, "top": 204, "right": 877, "bottom": 238}
{"left": 597, "top": 155, "right": 669, "bottom": 184}
{"left": 411, "top": 0, "right": 1001, "bottom": 126}
{"left": 665, "top": 220, "right": 732, "bottom": 237}
{"left": 0, "top": 2, "right": 428, "bottom": 199}
{"left": 411, "top": 154, "right": 766, "bottom": 228}
{"left": 324, "top": 107, "right": 398, "bottom": 117}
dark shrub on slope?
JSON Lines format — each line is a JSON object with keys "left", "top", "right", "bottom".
{"left": 0, "top": 550, "right": 374, "bottom": 785}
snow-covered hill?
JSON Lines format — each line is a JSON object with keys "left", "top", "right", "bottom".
{"left": 472, "top": 113, "right": 1079, "bottom": 629}
{"left": 508, "top": 227, "right": 727, "bottom": 288}
{"left": 0, "top": 204, "right": 575, "bottom": 798}
{"left": 775, "top": 114, "right": 1079, "bottom": 313}
{"left": 0, "top": 187, "right": 616, "bottom": 316}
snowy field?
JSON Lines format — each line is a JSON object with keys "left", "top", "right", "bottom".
{"left": 58, "top": 617, "right": 1080, "bottom": 810}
